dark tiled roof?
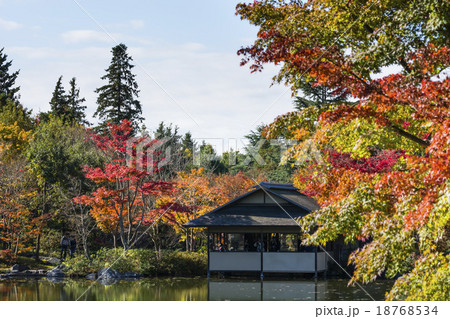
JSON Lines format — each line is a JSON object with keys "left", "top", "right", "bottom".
{"left": 184, "top": 204, "right": 308, "bottom": 227}
{"left": 184, "top": 182, "right": 320, "bottom": 228}
{"left": 266, "top": 188, "right": 320, "bottom": 212}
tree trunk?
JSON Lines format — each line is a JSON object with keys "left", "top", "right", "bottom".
{"left": 35, "top": 234, "right": 41, "bottom": 261}
{"left": 35, "top": 182, "right": 46, "bottom": 261}
{"left": 13, "top": 237, "right": 19, "bottom": 255}
{"left": 83, "top": 238, "right": 92, "bottom": 261}
{"left": 118, "top": 210, "right": 129, "bottom": 251}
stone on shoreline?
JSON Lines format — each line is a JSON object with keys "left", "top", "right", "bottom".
{"left": 10, "top": 264, "right": 30, "bottom": 272}
{"left": 42, "top": 257, "right": 61, "bottom": 265}
{"left": 46, "top": 265, "right": 65, "bottom": 278}
{"left": 1, "top": 268, "right": 47, "bottom": 278}
{"left": 86, "top": 273, "right": 96, "bottom": 280}
{"left": 84, "top": 269, "right": 143, "bottom": 283}
{"left": 98, "top": 268, "right": 121, "bottom": 280}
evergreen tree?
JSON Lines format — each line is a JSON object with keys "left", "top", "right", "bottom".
{"left": 243, "top": 125, "right": 293, "bottom": 183}
{"left": 49, "top": 76, "right": 68, "bottom": 117}
{"left": 0, "top": 48, "right": 20, "bottom": 107}
{"left": 220, "top": 150, "right": 247, "bottom": 175}
{"left": 67, "top": 77, "right": 88, "bottom": 126}
{"left": 94, "top": 44, "right": 143, "bottom": 132}
{"left": 180, "top": 132, "right": 196, "bottom": 172}
{"left": 294, "top": 81, "right": 348, "bottom": 110}
{"left": 154, "top": 121, "right": 180, "bottom": 141}
{"left": 181, "top": 132, "right": 195, "bottom": 158}
{"left": 46, "top": 76, "right": 88, "bottom": 125}
{"left": 152, "top": 122, "right": 183, "bottom": 179}
{"left": 197, "top": 141, "right": 226, "bottom": 174}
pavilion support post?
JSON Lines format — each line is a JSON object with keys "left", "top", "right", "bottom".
{"left": 260, "top": 232, "right": 264, "bottom": 280}
{"left": 207, "top": 231, "right": 210, "bottom": 279}
{"left": 314, "top": 246, "right": 318, "bottom": 279}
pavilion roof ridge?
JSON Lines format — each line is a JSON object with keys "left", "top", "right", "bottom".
{"left": 252, "top": 181, "right": 298, "bottom": 190}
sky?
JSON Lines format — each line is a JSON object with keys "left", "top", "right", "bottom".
{"left": 0, "top": 0, "right": 296, "bottom": 152}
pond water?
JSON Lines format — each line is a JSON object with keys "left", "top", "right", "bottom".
{"left": 0, "top": 277, "right": 393, "bottom": 301}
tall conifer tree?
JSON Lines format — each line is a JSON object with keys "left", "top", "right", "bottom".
{"left": 294, "top": 82, "right": 348, "bottom": 110}
{"left": 49, "top": 76, "right": 67, "bottom": 117}
{"left": 47, "top": 76, "right": 88, "bottom": 125}
{"left": 67, "top": 77, "right": 88, "bottom": 126}
{"left": 0, "top": 48, "right": 20, "bottom": 107}
{"left": 94, "top": 43, "right": 143, "bottom": 133}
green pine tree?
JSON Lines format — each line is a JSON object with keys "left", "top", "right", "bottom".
{"left": 181, "top": 132, "right": 195, "bottom": 158}
{"left": 49, "top": 76, "right": 68, "bottom": 118}
{"left": 152, "top": 122, "right": 183, "bottom": 179}
{"left": 94, "top": 43, "right": 143, "bottom": 133}
{"left": 243, "top": 125, "right": 294, "bottom": 183}
{"left": 197, "top": 141, "right": 226, "bottom": 174}
{"left": 179, "top": 132, "right": 197, "bottom": 172}
{"left": 0, "top": 47, "right": 20, "bottom": 107}
{"left": 46, "top": 76, "right": 88, "bottom": 125}
{"left": 67, "top": 77, "right": 89, "bottom": 126}
{"left": 294, "top": 81, "right": 347, "bottom": 110}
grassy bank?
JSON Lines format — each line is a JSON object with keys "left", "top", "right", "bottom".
{"left": 63, "top": 248, "right": 207, "bottom": 277}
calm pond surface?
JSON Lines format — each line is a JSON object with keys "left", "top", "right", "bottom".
{"left": 0, "top": 277, "right": 393, "bottom": 301}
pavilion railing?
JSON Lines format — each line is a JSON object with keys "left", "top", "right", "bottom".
{"left": 209, "top": 251, "right": 327, "bottom": 273}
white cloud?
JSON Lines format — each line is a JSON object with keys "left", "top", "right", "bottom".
{"left": 129, "top": 20, "right": 145, "bottom": 29}
{"left": 61, "top": 30, "right": 117, "bottom": 44}
{"left": 0, "top": 18, "right": 23, "bottom": 30}
{"left": 106, "top": 20, "right": 146, "bottom": 31}
{"left": 179, "top": 42, "right": 206, "bottom": 52}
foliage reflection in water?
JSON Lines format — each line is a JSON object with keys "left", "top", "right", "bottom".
{"left": 0, "top": 278, "right": 393, "bottom": 301}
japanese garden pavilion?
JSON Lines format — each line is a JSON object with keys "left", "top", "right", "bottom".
{"left": 184, "top": 182, "right": 328, "bottom": 278}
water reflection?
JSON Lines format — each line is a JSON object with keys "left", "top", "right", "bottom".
{"left": 0, "top": 277, "right": 392, "bottom": 301}
{"left": 0, "top": 278, "right": 208, "bottom": 301}
{"left": 208, "top": 279, "right": 392, "bottom": 301}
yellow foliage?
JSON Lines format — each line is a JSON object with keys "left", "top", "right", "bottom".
{"left": 0, "top": 121, "right": 32, "bottom": 160}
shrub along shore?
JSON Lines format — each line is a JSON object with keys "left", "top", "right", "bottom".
{"left": 63, "top": 248, "right": 207, "bottom": 277}
{"left": 1, "top": 248, "right": 207, "bottom": 278}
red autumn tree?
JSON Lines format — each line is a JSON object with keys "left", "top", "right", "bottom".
{"left": 74, "top": 120, "right": 174, "bottom": 250}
